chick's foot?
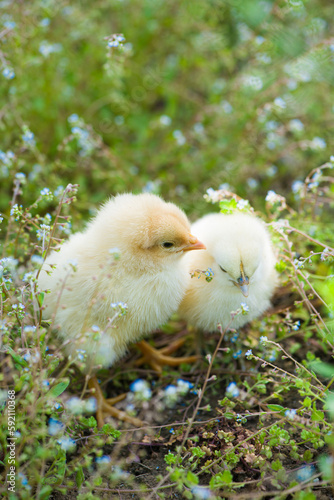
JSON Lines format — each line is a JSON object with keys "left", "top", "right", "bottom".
{"left": 88, "top": 376, "right": 143, "bottom": 428}
{"left": 135, "top": 339, "right": 200, "bottom": 375}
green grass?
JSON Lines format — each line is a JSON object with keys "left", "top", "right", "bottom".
{"left": 1, "top": 0, "right": 334, "bottom": 498}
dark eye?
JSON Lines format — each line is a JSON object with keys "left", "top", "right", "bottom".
{"left": 219, "top": 265, "right": 227, "bottom": 273}
{"left": 162, "top": 242, "right": 174, "bottom": 249}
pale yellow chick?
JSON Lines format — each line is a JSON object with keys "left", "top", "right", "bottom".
{"left": 38, "top": 193, "right": 205, "bottom": 425}
{"left": 178, "top": 213, "right": 277, "bottom": 332}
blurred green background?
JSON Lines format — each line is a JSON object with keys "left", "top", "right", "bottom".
{"left": 1, "top": 0, "right": 333, "bottom": 222}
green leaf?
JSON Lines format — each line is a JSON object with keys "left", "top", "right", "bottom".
{"left": 76, "top": 466, "right": 85, "bottom": 488}
{"left": 309, "top": 361, "right": 334, "bottom": 379}
{"left": 303, "top": 397, "right": 312, "bottom": 408}
{"left": 46, "top": 379, "right": 70, "bottom": 398}
{"left": 275, "top": 260, "right": 287, "bottom": 273}
{"left": 324, "top": 391, "right": 334, "bottom": 419}
{"left": 317, "top": 280, "right": 334, "bottom": 310}
{"left": 318, "top": 454, "right": 334, "bottom": 481}
{"left": 271, "top": 458, "right": 283, "bottom": 471}
{"left": 39, "top": 485, "right": 52, "bottom": 500}
{"left": 38, "top": 291, "right": 45, "bottom": 306}
{"left": 210, "top": 470, "right": 233, "bottom": 489}
{"left": 191, "top": 446, "right": 206, "bottom": 458}
{"left": 267, "top": 404, "right": 285, "bottom": 412}
{"left": 80, "top": 416, "right": 97, "bottom": 428}
{"left": 101, "top": 423, "right": 121, "bottom": 438}
{"left": 219, "top": 198, "right": 237, "bottom": 214}
{"left": 165, "top": 452, "right": 178, "bottom": 465}
{"left": 311, "top": 409, "right": 324, "bottom": 422}
{"left": 43, "top": 450, "right": 66, "bottom": 485}
{"left": 224, "top": 412, "right": 235, "bottom": 419}
{"left": 186, "top": 471, "right": 199, "bottom": 486}
{"left": 6, "top": 347, "right": 29, "bottom": 368}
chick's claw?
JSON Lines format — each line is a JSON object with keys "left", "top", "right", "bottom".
{"left": 135, "top": 339, "right": 200, "bottom": 375}
{"left": 88, "top": 376, "right": 143, "bottom": 428}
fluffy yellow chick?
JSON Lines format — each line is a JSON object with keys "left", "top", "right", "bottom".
{"left": 38, "top": 193, "right": 205, "bottom": 426}
{"left": 178, "top": 213, "right": 277, "bottom": 332}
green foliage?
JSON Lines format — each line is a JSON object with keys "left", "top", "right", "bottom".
{"left": 209, "top": 470, "right": 233, "bottom": 489}
{"left": 1, "top": 0, "right": 334, "bottom": 498}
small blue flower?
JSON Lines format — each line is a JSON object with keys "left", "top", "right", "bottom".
{"left": 48, "top": 418, "right": 64, "bottom": 436}
{"left": 289, "top": 119, "right": 304, "bottom": 133}
{"left": 267, "top": 351, "right": 277, "bottom": 362}
{"left": 39, "top": 41, "right": 62, "bottom": 57}
{"left": 40, "top": 187, "right": 51, "bottom": 196}
{"left": 309, "top": 137, "right": 326, "bottom": 151}
{"left": 245, "top": 349, "right": 253, "bottom": 357}
{"left": 68, "top": 113, "right": 79, "bottom": 124}
{"left": 292, "top": 321, "right": 301, "bottom": 331}
{"left": 265, "top": 190, "right": 279, "bottom": 203}
{"left": 2, "top": 67, "right": 15, "bottom": 79}
{"left": 57, "top": 436, "right": 76, "bottom": 452}
{"left": 247, "top": 177, "right": 258, "bottom": 189}
{"left": 296, "top": 465, "right": 316, "bottom": 482}
{"left": 221, "top": 100, "right": 233, "bottom": 113}
{"left": 31, "top": 255, "right": 44, "bottom": 266}
{"left": 96, "top": 455, "right": 111, "bottom": 464}
{"left": 23, "top": 272, "right": 35, "bottom": 283}
{"left": 191, "top": 486, "right": 211, "bottom": 499}
{"left": 129, "top": 379, "right": 152, "bottom": 400}
{"left": 274, "top": 97, "right": 286, "bottom": 109}
{"left": 232, "top": 349, "right": 242, "bottom": 359}
{"left": 40, "top": 18, "right": 50, "bottom": 27}
{"left": 230, "top": 331, "right": 239, "bottom": 343}
{"left": 23, "top": 325, "right": 36, "bottom": 333}
{"left": 236, "top": 413, "right": 246, "bottom": 423}
{"left": 18, "top": 472, "right": 29, "bottom": 488}
{"left": 65, "top": 396, "right": 84, "bottom": 415}
{"left": 163, "top": 385, "right": 179, "bottom": 407}
{"left": 176, "top": 379, "right": 193, "bottom": 395}
{"left": 204, "top": 267, "right": 214, "bottom": 281}
{"left": 4, "top": 20, "right": 16, "bottom": 29}
{"left": 193, "top": 122, "right": 204, "bottom": 134}
{"left": 23, "top": 352, "right": 31, "bottom": 363}
{"left": 108, "top": 40, "right": 120, "bottom": 48}
{"left": 76, "top": 349, "right": 86, "bottom": 361}
{"left": 110, "top": 301, "right": 128, "bottom": 316}
{"left": 85, "top": 397, "right": 97, "bottom": 413}
{"left": 226, "top": 382, "right": 240, "bottom": 398}
{"left": 22, "top": 130, "right": 35, "bottom": 147}
{"left": 159, "top": 115, "right": 171, "bottom": 126}
{"left": 260, "top": 336, "right": 268, "bottom": 344}
{"left": 237, "top": 199, "right": 249, "bottom": 210}
{"left": 285, "top": 409, "right": 297, "bottom": 420}
{"left": 240, "top": 302, "right": 249, "bottom": 314}
{"left": 173, "top": 129, "right": 186, "bottom": 146}
{"left": 292, "top": 180, "right": 304, "bottom": 194}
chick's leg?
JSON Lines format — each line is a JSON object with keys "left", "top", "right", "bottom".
{"left": 88, "top": 376, "right": 143, "bottom": 428}
{"left": 135, "top": 339, "right": 200, "bottom": 375}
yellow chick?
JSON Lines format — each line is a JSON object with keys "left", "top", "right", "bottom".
{"left": 38, "top": 193, "right": 205, "bottom": 426}
{"left": 178, "top": 213, "right": 277, "bottom": 332}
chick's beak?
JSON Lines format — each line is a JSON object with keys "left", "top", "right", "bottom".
{"left": 183, "top": 234, "right": 206, "bottom": 252}
{"left": 235, "top": 262, "right": 250, "bottom": 297}
{"left": 237, "top": 282, "right": 249, "bottom": 297}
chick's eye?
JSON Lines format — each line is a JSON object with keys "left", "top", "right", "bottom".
{"left": 162, "top": 242, "right": 174, "bottom": 249}
{"left": 219, "top": 265, "right": 227, "bottom": 273}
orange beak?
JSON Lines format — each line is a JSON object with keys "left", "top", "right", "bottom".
{"left": 183, "top": 234, "right": 206, "bottom": 252}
